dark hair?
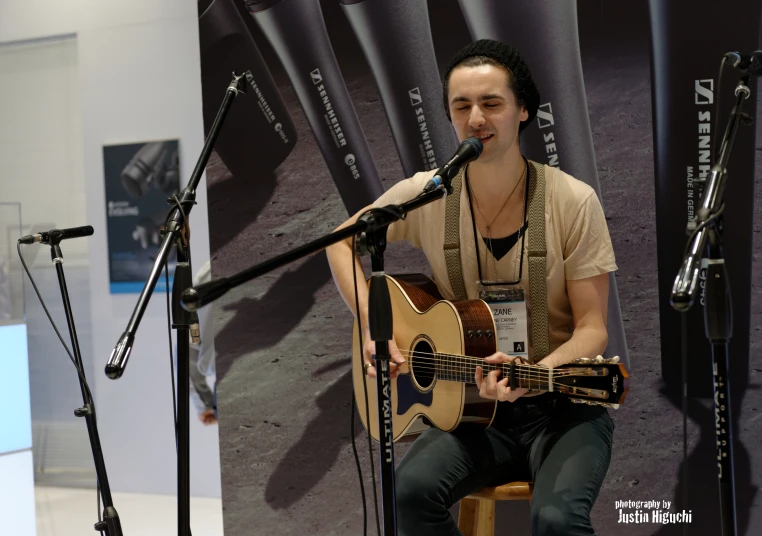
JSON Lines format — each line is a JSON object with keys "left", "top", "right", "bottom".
{"left": 442, "top": 40, "right": 540, "bottom": 133}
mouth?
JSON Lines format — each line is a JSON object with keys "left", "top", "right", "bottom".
{"left": 472, "top": 133, "right": 494, "bottom": 144}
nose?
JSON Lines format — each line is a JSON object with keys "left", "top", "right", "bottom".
{"left": 468, "top": 105, "right": 486, "bottom": 130}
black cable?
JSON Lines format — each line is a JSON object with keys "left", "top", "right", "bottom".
{"left": 350, "top": 395, "right": 368, "bottom": 536}
{"left": 17, "top": 240, "right": 103, "bottom": 533}
{"left": 681, "top": 312, "right": 688, "bottom": 536}
{"left": 681, "top": 203, "right": 725, "bottom": 262}
{"left": 17, "top": 242, "right": 94, "bottom": 399}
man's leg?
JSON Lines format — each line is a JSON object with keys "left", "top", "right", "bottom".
{"left": 395, "top": 424, "right": 522, "bottom": 536}
{"left": 528, "top": 402, "right": 615, "bottom": 536}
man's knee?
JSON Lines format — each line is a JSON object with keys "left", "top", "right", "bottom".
{"left": 531, "top": 503, "right": 591, "bottom": 535}
{"left": 395, "top": 463, "right": 446, "bottom": 510}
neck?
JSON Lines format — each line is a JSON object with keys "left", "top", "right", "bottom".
{"left": 467, "top": 145, "right": 525, "bottom": 204}
{"left": 435, "top": 353, "right": 550, "bottom": 390}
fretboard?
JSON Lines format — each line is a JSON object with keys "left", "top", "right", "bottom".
{"left": 435, "top": 354, "right": 550, "bottom": 390}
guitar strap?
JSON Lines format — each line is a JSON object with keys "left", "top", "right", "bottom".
{"left": 443, "top": 160, "right": 549, "bottom": 362}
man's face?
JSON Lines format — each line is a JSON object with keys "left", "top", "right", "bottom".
{"left": 447, "top": 64, "right": 528, "bottom": 163}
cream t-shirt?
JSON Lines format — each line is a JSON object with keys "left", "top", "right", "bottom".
{"left": 372, "top": 162, "right": 618, "bottom": 360}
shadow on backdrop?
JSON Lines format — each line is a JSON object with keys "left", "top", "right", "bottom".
{"left": 213, "top": 253, "right": 332, "bottom": 382}
{"left": 654, "top": 385, "right": 757, "bottom": 536}
{"left": 264, "top": 366, "right": 363, "bottom": 509}
{"left": 207, "top": 167, "right": 278, "bottom": 256}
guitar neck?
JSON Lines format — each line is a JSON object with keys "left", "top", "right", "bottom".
{"left": 435, "top": 355, "right": 550, "bottom": 391}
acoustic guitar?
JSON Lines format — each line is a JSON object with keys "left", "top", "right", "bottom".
{"left": 352, "top": 274, "right": 629, "bottom": 442}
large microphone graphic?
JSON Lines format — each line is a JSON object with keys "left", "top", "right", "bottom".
{"left": 198, "top": 0, "right": 296, "bottom": 179}
{"left": 339, "top": 0, "right": 458, "bottom": 176}
{"left": 244, "top": 0, "right": 385, "bottom": 214}
{"left": 649, "top": 0, "right": 757, "bottom": 397}
{"left": 456, "top": 0, "right": 628, "bottom": 369}
{"left": 120, "top": 142, "right": 178, "bottom": 197}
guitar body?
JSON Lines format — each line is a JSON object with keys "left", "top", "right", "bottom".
{"left": 352, "top": 274, "right": 498, "bottom": 442}
{"left": 352, "top": 274, "right": 630, "bottom": 443}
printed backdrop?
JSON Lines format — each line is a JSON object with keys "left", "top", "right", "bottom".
{"left": 196, "top": 0, "right": 762, "bottom": 534}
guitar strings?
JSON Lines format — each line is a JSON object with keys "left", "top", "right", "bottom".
{"left": 389, "top": 349, "right": 584, "bottom": 380}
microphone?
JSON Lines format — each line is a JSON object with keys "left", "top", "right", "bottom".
{"left": 339, "top": 0, "right": 458, "bottom": 176}
{"left": 120, "top": 142, "right": 173, "bottom": 198}
{"left": 198, "top": 0, "right": 296, "bottom": 179}
{"left": 20, "top": 226, "right": 94, "bottom": 245}
{"left": 245, "top": 0, "right": 385, "bottom": 215}
{"left": 723, "top": 50, "right": 762, "bottom": 74}
{"left": 422, "top": 137, "right": 483, "bottom": 192}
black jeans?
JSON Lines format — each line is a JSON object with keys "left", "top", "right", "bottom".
{"left": 395, "top": 393, "right": 614, "bottom": 535}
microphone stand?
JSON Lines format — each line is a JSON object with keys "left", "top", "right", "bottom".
{"left": 104, "top": 72, "right": 247, "bottom": 536}
{"left": 49, "top": 238, "right": 123, "bottom": 536}
{"left": 181, "top": 184, "right": 451, "bottom": 536}
{"left": 670, "top": 73, "right": 753, "bottom": 536}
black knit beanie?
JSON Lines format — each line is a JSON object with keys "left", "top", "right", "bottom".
{"left": 442, "top": 39, "right": 540, "bottom": 132}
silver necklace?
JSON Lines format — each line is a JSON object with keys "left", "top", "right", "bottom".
{"left": 470, "top": 166, "right": 526, "bottom": 283}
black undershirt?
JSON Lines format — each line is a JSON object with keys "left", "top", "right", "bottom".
{"left": 482, "top": 221, "right": 529, "bottom": 261}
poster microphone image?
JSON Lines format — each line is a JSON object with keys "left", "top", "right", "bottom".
{"left": 120, "top": 141, "right": 177, "bottom": 197}
{"left": 198, "top": 0, "right": 296, "bottom": 179}
{"left": 340, "top": 0, "right": 457, "bottom": 176}
{"left": 457, "top": 0, "right": 628, "bottom": 367}
{"left": 245, "top": 0, "right": 384, "bottom": 214}
{"left": 649, "top": 0, "right": 757, "bottom": 397}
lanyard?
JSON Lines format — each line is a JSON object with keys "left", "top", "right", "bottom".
{"left": 465, "top": 157, "right": 530, "bottom": 286}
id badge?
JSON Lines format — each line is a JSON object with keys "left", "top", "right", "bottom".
{"left": 478, "top": 287, "right": 529, "bottom": 359}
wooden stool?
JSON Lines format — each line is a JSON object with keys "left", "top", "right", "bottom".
{"left": 457, "top": 481, "right": 534, "bottom": 536}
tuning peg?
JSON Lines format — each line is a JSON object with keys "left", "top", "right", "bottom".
{"left": 594, "top": 355, "right": 605, "bottom": 363}
{"left": 573, "top": 357, "right": 591, "bottom": 364}
{"left": 605, "top": 356, "right": 620, "bottom": 364}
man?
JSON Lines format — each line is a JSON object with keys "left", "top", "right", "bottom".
{"left": 326, "top": 39, "right": 617, "bottom": 535}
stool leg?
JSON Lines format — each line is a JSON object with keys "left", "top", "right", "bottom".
{"left": 458, "top": 498, "right": 479, "bottom": 536}
{"left": 475, "top": 499, "right": 495, "bottom": 536}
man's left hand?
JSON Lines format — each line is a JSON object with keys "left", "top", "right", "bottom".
{"left": 475, "top": 352, "right": 529, "bottom": 402}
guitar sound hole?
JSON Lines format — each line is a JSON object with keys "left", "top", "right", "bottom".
{"left": 411, "top": 340, "right": 436, "bottom": 390}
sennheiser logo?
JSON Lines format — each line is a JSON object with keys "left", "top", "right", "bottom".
{"left": 686, "top": 79, "right": 713, "bottom": 229}
{"left": 537, "top": 103, "right": 559, "bottom": 167}
{"left": 409, "top": 87, "right": 423, "bottom": 106}
{"left": 536, "top": 102, "right": 555, "bottom": 128}
{"left": 246, "top": 71, "right": 289, "bottom": 144}
{"left": 695, "top": 79, "right": 714, "bottom": 104}
{"left": 312, "top": 69, "right": 347, "bottom": 148}
{"left": 410, "top": 87, "right": 437, "bottom": 170}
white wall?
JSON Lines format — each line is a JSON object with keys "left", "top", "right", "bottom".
{"left": 0, "top": 0, "right": 222, "bottom": 500}
{"left": 0, "top": 36, "right": 86, "bottom": 265}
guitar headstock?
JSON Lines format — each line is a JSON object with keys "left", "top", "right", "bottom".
{"left": 556, "top": 355, "right": 629, "bottom": 409}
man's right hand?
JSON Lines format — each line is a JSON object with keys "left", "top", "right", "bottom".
{"left": 362, "top": 331, "right": 406, "bottom": 379}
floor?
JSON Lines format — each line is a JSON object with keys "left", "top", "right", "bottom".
{"left": 35, "top": 486, "right": 224, "bottom": 536}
